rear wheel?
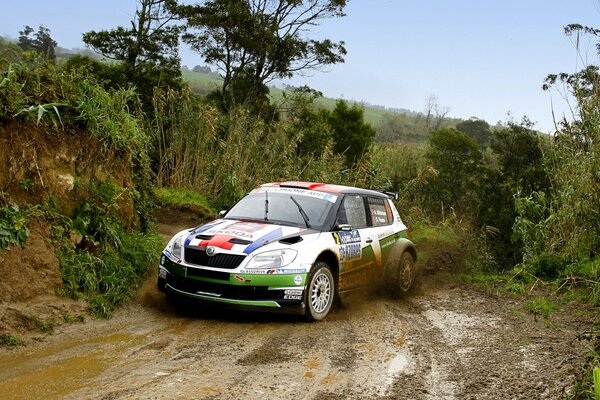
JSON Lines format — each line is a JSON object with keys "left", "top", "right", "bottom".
{"left": 305, "top": 261, "right": 335, "bottom": 321}
{"left": 397, "top": 252, "right": 415, "bottom": 292}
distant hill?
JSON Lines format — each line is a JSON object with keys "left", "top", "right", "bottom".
{"left": 181, "top": 69, "right": 423, "bottom": 128}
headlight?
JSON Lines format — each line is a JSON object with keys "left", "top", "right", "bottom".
{"left": 171, "top": 233, "right": 186, "bottom": 259}
{"left": 246, "top": 249, "right": 298, "bottom": 269}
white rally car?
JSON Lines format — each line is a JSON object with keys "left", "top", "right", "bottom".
{"left": 158, "top": 181, "right": 416, "bottom": 321}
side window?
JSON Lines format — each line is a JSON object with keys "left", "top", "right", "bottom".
{"left": 336, "top": 195, "right": 367, "bottom": 228}
{"left": 368, "top": 197, "right": 391, "bottom": 226}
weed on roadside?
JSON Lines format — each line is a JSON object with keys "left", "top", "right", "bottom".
{"left": 522, "top": 297, "right": 558, "bottom": 320}
{"left": 0, "top": 334, "right": 23, "bottom": 347}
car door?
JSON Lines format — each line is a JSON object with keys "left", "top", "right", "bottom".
{"left": 335, "top": 194, "right": 379, "bottom": 292}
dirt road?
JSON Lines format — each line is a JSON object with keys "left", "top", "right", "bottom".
{"left": 0, "top": 273, "right": 593, "bottom": 400}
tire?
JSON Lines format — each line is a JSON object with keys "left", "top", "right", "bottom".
{"left": 305, "top": 261, "right": 335, "bottom": 321}
{"left": 396, "top": 252, "right": 415, "bottom": 292}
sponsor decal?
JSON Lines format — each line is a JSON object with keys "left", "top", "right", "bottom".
{"left": 284, "top": 289, "right": 303, "bottom": 296}
{"left": 195, "top": 291, "right": 221, "bottom": 297}
{"left": 158, "top": 267, "right": 167, "bottom": 279}
{"left": 377, "top": 229, "right": 394, "bottom": 239}
{"left": 239, "top": 268, "right": 307, "bottom": 275}
{"left": 339, "top": 265, "right": 373, "bottom": 291}
{"left": 283, "top": 295, "right": 302, "bottom": 300}
{"left": 294, "top": 275, "right": 303, "bottom": 285}
{"left": 339, "top": 243, "right": 362, "bottom": 262}
{"left": 332, "top": 230, "right": 361, "bottom": 245}
{"left": 254, "top": 187, "right": 338, "bottom": 203}
{"left": 234, "top": 275, "right": 245, "bottom": 282}
{"left": 276, "top": 268, "right": 307, "bottom": 274}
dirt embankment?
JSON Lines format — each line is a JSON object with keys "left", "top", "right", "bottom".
{"left": 0, "top": 121, "right": 138, "bottom": 343}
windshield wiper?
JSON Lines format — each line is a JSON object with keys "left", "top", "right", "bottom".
{"left": 264, "top": 191, "right": 269, "bottom": 221}
{"left": 290, "top": 195, "right": 311, "bottom": 228}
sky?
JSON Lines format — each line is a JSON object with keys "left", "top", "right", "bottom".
{"left": 3, "top": 0, "right": 600, "bottom": 133}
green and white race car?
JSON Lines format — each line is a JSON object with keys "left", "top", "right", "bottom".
{"left": 158, "top": 181, "right": 416, "bottom": 321}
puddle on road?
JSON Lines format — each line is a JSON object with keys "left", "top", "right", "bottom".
{"left": 0, "top": 331, "right": 146, "bottom": 400}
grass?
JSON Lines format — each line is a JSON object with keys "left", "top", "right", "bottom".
{"left": 0, "top": 334, "right": 23, "bottom": 346}
{"left": 522, "top": 297, "right": 558, "bottom": 319}
{"left": 63, "top": 313, "right": 85, "bottom": 323}
{"left": 155, "top": 187, "right": 215, "bottom": 217}
{"left": 58, "top": 231, "right": 165, "bottom": 318}
{"left": 25, "top": 314, "right": 56, "bottom": 333}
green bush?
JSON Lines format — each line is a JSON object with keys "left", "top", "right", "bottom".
{"left": 0, "top": 200, "right": 29, "bottom": 250}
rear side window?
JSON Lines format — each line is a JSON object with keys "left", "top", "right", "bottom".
{"left": 368, "top": 197, "right": 391, "bottom": 226}
{"left": 336, "top": 195, "right": 367, "bottom": 228}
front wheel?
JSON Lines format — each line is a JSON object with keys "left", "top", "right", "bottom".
{"left": 305, "top": 261, "right": 335, "bottom": 321}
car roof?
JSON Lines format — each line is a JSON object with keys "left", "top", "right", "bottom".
{"left": 260, "top": 181, "right": 391, "bottom": 198}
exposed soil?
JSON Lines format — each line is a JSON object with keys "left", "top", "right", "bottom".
{"left": 0, "top": 263, "right": 596, "bottom": 399}
{"left": 0, "top": 222, "right": 87, "bottom": 344}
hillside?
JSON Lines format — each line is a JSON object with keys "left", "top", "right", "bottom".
{"left": 183, "top": 69, "right": 424, "bottom": 128}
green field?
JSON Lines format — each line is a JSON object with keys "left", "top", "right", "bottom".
{"left": 182, "top": 69, "right": 406, "bottom": 127}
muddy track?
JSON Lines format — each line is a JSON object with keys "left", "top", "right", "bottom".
{"left": 0, "top": 274, "right": 594, "bottom": 400}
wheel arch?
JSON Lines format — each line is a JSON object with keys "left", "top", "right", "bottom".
{"left": 396, "top": 238, "right": 417, "bottom": 262}
{"left": 315, "top": 250, "right": 339, "bottom": 283}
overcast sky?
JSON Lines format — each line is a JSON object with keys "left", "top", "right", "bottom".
{"left": 3, "top": 0, "right": 600, "bottom": 132}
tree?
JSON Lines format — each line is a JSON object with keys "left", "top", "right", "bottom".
{"left": 423, "top": 128, "right": 482, "bottom": 218}
{"left": 456, "top": 118, "right": 492, "bottom": 147}
{"left": 175, "top": 0, "right": 347, "bottom": 113}
{"left": 83, "top": 0, "right": 180, "bottom": 70}
{"left": 423, "top": 95, "right": 450, "bottom": 131}
{"left": 17, "top": 25, "right": 57, "bottom": 60}
{"left": 81, "top": 0, "right": 182, "bottom": 109}
{"left": 328, "top": 100, "right": 376, "bottom": 165}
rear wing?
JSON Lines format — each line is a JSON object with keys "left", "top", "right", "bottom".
{"left": 372, "top": 189, "right": 399, "bottom": 201}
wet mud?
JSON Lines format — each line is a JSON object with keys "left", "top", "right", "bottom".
{"left": 0, "top": 274, "right": 594, "bottom": 400}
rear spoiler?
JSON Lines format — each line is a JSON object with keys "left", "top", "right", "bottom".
{"left": 372, "top": 189, "right": 399, "bottom": 201}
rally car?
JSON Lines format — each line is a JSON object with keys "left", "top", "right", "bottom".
{"left": 158, "top": 181, "right": 416, "bottom": 321}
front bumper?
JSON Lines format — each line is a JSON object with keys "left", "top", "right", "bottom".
{"left": 158, "top": 254, "right": 307, "bottom": 314}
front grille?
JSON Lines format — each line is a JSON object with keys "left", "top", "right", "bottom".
{"left": 184, "top": 246, "right": 246, "bottom": 269}
{"left": 187, "top": 267, "right": 230, "bottom": 281}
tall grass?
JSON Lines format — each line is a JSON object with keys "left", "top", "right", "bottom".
{"left": 151, "top": 88, "right": 389, "bottom": 207}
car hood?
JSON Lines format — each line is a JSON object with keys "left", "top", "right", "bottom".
{"left": 183, "top": 219, "right": 315, "bottom": 255}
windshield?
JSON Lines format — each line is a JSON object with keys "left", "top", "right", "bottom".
{"left": 224, "top": 188, "right": 337, "bottom": 230}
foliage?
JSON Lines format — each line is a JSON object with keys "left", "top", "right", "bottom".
{"left": 0, "top": 58, "right": 150, "bottom": 155}
{"left": 175, "top": 0, "right": 347, "bottom": 113}
{"left": 0, "top": 199, "right": 29, "bottom": 250}
{"left": 456, "top": 118, "right": 492, "bottom": 147}
{"left": 0, "top": 334, "right": 23, "bottom": 346}
{"left": 82, "top": 0, "right": 183, "bottom": 110}
{"left": 0, "top": 37, "right": 22, "bottom": 68}
{"left": 328, "top": 100, "right": 376, "bottom": 165}
{"left": 151, "top": 87, "right": 385, "bottom": 208}
{"left": 17, "top": 25, "right": 57, "bottom": 61}
{"left": 422, "top": 128, "right": 482, "bottom": 218}
{"left": 155, "top": 187, "right": 215, "bottom": 217}
{"left": 522, "top": 297, "right": 558, "bottom": 319}
{"left": 281, "top": 88, "right": 333, "bottom": 156}
{"left": 55, "top": 182, "right": 165, "bottom": 318}
{"left": 25, "top": 314, "right": 56, "bottom": 333}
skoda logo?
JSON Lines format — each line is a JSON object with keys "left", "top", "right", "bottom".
{"left": 206, "top": 246, "right": 216, "bottom": 257}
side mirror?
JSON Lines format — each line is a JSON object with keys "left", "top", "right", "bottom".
{"left": 334, "top": 224, "right": 353, "bottom": 232}
{"left": 218, "top": 210, "right": 227, "bottom": 218}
